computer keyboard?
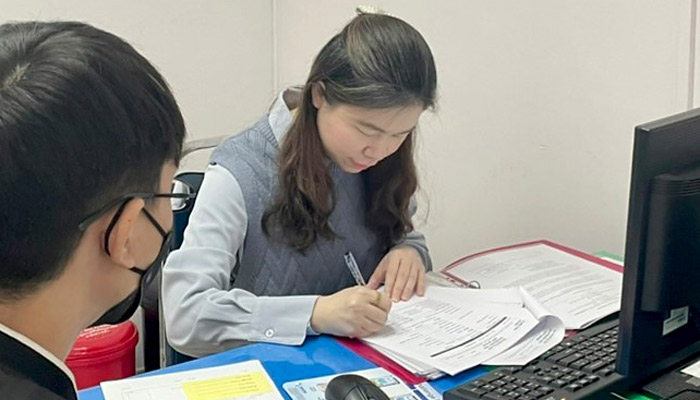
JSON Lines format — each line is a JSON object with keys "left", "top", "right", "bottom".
{"left": 445, "top": 319, "right": 624, "bottom": 400}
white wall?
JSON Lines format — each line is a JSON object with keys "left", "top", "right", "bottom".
{"left": 275, "top": 0, "right": 694, "bottom": 268}
{"left": 2, "top": 0, "right": 275, "bottom": 170}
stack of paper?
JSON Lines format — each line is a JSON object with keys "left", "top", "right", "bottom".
{"left": 361, "top": 286, "right": 566, "bottom": 378}
{"left": 358, "top": 241, "right": 624, "bottom": 379}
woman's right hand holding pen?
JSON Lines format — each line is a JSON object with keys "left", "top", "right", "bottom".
{"left": 310, "top": 286, "right": 391, "bottom": 338}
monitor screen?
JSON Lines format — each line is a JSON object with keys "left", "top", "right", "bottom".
{"left": 617, "top": 108, "right": 700, "bottom": 384}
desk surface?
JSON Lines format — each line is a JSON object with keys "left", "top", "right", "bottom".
{"left": 79, "top": 251, "right": 653, "bottom": 400}
{"left": 78, "top": 336, "right": 487, "bottom": 400}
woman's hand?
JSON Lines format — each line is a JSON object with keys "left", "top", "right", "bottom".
{"left": 310, "top": 286, "right": 391, "bottom": 338}
{"left": 367, "top": 246, "right": 426, "bottom": 302}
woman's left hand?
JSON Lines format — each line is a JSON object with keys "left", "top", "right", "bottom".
{"left": 367, "top": 246, "right": 426, "bottom": 302}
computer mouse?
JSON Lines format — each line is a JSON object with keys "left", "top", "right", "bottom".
{"left": 325, "top": 374, "right": 391, "bottom": 400}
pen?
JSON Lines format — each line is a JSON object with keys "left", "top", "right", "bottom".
{"left": 343, "top": 251, "right": 366, "bottom": 286}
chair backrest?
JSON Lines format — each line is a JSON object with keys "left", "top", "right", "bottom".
{"left": 139, "top": 172, "right": 202, "bottom": 316}
{"left": 139, "top": 135, "right": 227, "bottom": 369}
{"left": 171, "top": 172, "right": 205, "bottom": 248}
{"left": 160, "top": 171, "right": 203, "bottom": 366}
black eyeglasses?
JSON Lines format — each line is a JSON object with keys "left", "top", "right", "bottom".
{"left": 78, "top": 191, "right": 195, "bottom": 232}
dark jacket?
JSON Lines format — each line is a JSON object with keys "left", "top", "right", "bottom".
{"left": 0, "top": 329, "right": 77, "bottom": 400}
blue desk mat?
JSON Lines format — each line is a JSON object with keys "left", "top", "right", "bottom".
{"left": 78, "top": 336, "right": 487, "bottom": 399}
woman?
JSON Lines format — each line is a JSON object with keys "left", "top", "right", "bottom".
{"left": 163, "top": 10, "right": 437, "bottom": 357}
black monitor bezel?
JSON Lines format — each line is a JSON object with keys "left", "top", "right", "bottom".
{"left": 616, "top": 108, "right": 700, "bottom": 381}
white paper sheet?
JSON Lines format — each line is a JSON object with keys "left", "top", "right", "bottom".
{"left": 100, "top": 360, "right": 283, "bottom": 400}
{"left": 363, "top": 293, "right": 539, "bottom": 375}
{"left": 424, "top": 286, "right": 565, "bottom": 366}
{"left": 443, "top": 243, "right": 622, "bottom": 329}
{"left": 682, "top": 359, "right": 700, "bottom": 379}
{"left": 483, "top": 287, "right": 565, "bottom": 365}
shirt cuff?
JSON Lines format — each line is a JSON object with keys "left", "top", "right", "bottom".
{"left": 306, "top": 297, "right": 321, "bottom": 336}
{"left": 250, "top": 295, "right": 319, "bottom": 344}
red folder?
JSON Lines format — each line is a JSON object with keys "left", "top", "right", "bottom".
{"left": 335, "top": 337, "right": 427, "bottom": 385}
{"left": 442, "top": 239, "right": 623, "bottom": 278}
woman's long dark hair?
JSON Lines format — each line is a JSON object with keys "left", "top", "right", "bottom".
{"left": 262, "top": 12, "right": 437, "bottom": 252}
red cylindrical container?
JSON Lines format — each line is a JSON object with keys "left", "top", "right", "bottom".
{"left": 66, "top": 321, "right": 139, "bottom": 389}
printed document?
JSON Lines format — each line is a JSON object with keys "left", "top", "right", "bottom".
{"left": 363, "top": 285, "right": 565, "bottom": 380}
{"left": 442, "top": 242, "right": 623, "bottom": 329}
{"left": 101, "top": 360, "right": 283, "bottom": 400}
{"left": 362, "top": 286, "right": 546, "bottom": 376}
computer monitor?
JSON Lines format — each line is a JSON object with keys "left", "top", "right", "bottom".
{"left": 617, "top": 108, "right": 700, "bottom": 395}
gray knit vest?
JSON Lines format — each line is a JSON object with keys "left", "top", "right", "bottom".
{"left": 210, "top": 117, "right": 385, "bottom": 296}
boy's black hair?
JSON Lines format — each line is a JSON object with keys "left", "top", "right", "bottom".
{"left": 0, "top": 21, "right": 185, "bottom": 301}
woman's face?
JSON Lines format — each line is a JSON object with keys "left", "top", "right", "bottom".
{"left": 312, "top": 86, "right": 423, "bottom": 173}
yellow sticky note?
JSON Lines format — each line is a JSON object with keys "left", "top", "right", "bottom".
{"left": 182, "top": 371, "right": 272, "bottom": 400}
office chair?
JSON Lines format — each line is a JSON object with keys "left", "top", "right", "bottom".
{"left": 140, "top": 135, "right": 227, "bottom": 370}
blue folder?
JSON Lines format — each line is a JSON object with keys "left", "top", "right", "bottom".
{"left": 78, "top": 336, "right": 487, "bottom": 400}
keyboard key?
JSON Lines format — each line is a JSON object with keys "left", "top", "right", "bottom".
{"left": 558, "top": 352, "right": 584, "bottom": 366}
{"left": 457, "top": 387, "right": 487, "bottom": 397}
{"left": 569, "top": 359, "right": 591, "bottom": 369}
{"left": 502, "top": 383, "right": 518, "bottom": 391}
{"left": 536, "top": 386, "right": 554, "bottom": 395}
{"left": 550, "top": 379, "right": 568, "bottom": 388}
{"left": 565, "top": 383, "right": 583, "bottom": 392}
{"left": 483, "top": 394, "right": 509, "bottom": 400}
{"left": 493, "top": 388, "right": 508, "bottom": 395}
{"left": 575, "top": 378, "right": 592, "bottom": 387}
{"left": 523, "top": 365, "right": 540, "bottom": 373}
{"left": 583, "top": 360, "right": 606, "bottom": 373}
{"left": 534, "top": 376, "right": 553, "bottom": 385}
{"left": 547, "top": 349, "right": 576, "bottom": 362}
{"left": 502, "top": 367, "right": 522, "bottom": 374}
